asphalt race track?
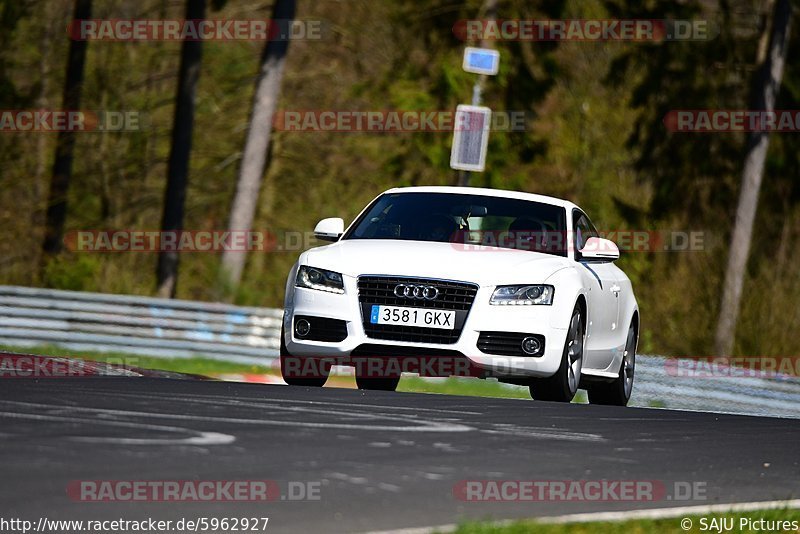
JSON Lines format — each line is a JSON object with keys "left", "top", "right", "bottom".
{"left": 1, "top": 377, "right": 798, "bottom": 533}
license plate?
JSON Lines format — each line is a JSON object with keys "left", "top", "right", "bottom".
{"left": 370, "top": 305, "right": 455, "bottom": 330}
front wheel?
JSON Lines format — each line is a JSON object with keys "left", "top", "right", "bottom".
{"left": 587, "top": 322, "right": 636, "bottom": 406}
{"left": 355, "top": 375, "right": 400, "bottom": 391}
{"left": 279, "top": 325, "right": 330, "bottom": 388}
{"left": 530, "top": 305, "right": 584, "bottom": 403}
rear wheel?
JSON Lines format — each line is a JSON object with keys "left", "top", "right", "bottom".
{"left": 530, "top": 305, "right": 584, "bottom": 402}
{"left": 279, "top": 325, "right": 330, "bottom": 388}
{"left": 587, "top": 322, "right": 636, "bottom": 406}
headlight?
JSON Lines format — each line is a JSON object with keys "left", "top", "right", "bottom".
{"left": 296, "top": 266, "right": 345, "bottom": 294}
{"left": 490, "top": 285, "right": 554, "bottom": 306}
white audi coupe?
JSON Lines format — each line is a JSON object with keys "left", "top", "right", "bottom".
{"left": 281, "top": 186, "right": 639, "bottom": 405}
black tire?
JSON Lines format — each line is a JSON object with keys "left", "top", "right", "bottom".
{"left": 587, "top": 322, "right": 636, "bottom": 406}
{"left": 279, "top": 324, "right": 329, "bottom": 388}
{"left": 354, "top": 375, "right": 400, "bottom": 391}
{"left": 530, "top": 305, "right": 584, "bottom": 403}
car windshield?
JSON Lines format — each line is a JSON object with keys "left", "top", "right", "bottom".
{"left": 343, "top": 192, "right": 568, "bottom": 257}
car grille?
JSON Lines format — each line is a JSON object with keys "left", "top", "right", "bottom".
{"left": 357, "top": 276, "right": 478, "bottom": 344}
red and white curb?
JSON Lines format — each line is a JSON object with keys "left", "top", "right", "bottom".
{"left": 211, "top": 365, "right": 359, "bottom": 386}
{"left": 213, "top": 373, "right": 288, "bottom": 385}
{"left": 363, "top": 499, "right": 800, "bottom": 534}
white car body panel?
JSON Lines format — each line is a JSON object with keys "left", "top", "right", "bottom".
{"left": 283, "top": 186, "right": 639, "bottom": 382}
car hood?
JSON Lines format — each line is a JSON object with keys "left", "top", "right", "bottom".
{"left": 303, "top": 239, "right": 571, "bottom": 285}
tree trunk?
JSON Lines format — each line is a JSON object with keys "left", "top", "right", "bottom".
{"left": 220, "top": 0, "right": 297, "bottom": 292}
{"left": 41, "top": 0, "right": 91, "bottom": 263}
{"left": 156, "top": 0, "right": 206, "bottom": 298}
{"left": 714, "top": 0, "right": 792, "bottom": 356}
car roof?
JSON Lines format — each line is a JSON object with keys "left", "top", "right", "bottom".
{"left": 383, "top": 186, "right": 579, "bottom": 211}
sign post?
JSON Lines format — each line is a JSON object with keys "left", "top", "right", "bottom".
{"left": 450, "top": 105, "right": 492, "bottom": 172}
{"left": 452, "top": 47, "right": 500, "bottom": 179}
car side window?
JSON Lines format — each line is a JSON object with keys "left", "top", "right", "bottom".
{"left": 573, "top": 211, "right": 597, "bottom": 260}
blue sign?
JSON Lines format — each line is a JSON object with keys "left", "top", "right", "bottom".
{"left": 463, "top": 47, "right": 500, "bottom": 75}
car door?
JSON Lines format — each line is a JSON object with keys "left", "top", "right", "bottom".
{"left": 573, "top": 210, "right": 620, "bottom": 371}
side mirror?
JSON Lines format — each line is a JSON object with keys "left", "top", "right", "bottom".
{"left": 314, "top": 218, "right": 344, "bottom": 242}
{"left": 579, "top": 236, "right": 620, "bottom": 262}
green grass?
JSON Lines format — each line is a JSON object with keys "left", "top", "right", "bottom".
{"left": 0, "top": 344, "right": 583, "bottom": 402}
{"left": 399, "top": 376, "right": 589, "bottom": 403}
{"left": 0, "top": 345, "right": 275, "bottom": 376}
{"left": 452, "top": 508, "right": 800, "bottom": 533}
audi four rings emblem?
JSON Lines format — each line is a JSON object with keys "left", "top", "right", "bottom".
{"left": 394, "top": 284, "right": 439, "bottom": 300}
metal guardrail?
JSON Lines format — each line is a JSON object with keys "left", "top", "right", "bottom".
{"left": 0, "top": 286, "right": 281, "bottom": 364}
{"left": 632, "top": 356, "right": 800, "bottom": 419}
{"left": 1, "top": 285, "right": 798, "bottom": 419}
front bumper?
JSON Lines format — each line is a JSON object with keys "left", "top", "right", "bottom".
{"left": 285, "top": 278, "right": 569, "bottom": 379}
